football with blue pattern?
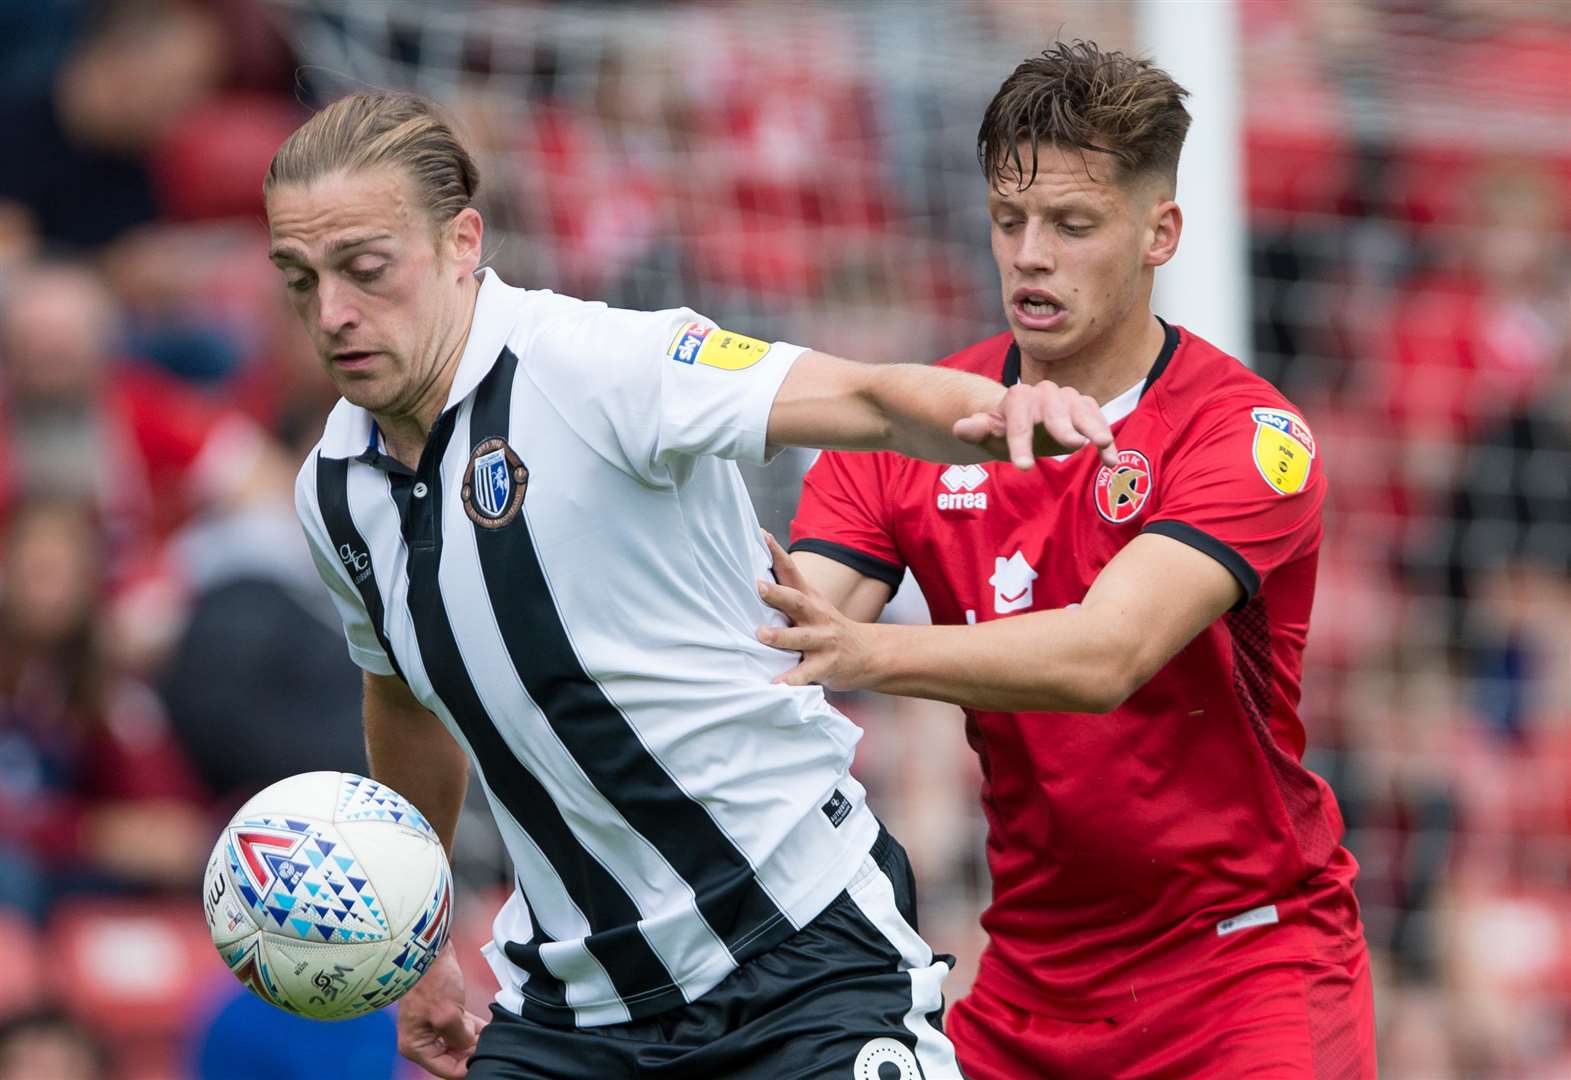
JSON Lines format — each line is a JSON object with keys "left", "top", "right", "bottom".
{"left": 201, "top": 771, "right": 453, "bottom": 1020}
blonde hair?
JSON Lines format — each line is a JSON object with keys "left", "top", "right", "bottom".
{"left": 265, "top": 92, "right": 479, "bottom": 226}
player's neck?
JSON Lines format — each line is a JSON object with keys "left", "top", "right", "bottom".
{"left": 374, "top": 276, "right": 480, "bottom": 469}
{"left": 1017, "top": 313, "right": 1166, "bottom": 405}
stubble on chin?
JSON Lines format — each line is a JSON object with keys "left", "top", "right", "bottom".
{"left": 330, "top": 371, "right": 391, "bottom": 412}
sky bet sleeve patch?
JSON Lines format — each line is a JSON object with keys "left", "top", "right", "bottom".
{"left": 667, "top": 321, "right": 772, "bottom": 371}
{"left": 1250, "top": 407, "right": 1316, "bottom": 495}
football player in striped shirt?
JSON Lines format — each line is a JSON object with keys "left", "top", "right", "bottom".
{"left": 265, "top": 92, "right": 1116, "bottom": 1079}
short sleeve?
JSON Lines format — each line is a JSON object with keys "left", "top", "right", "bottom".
{"left": 525, "top": 303, "right": 806, "bottom": 485}
{"left": 294, "top": 456, "right": 396, "bottom": 676}
{"left": 789, "top": 449, "right": 905, "bottom": 590}
{"left": 1144, "top": 400, "right": 1325, "bottom": 603}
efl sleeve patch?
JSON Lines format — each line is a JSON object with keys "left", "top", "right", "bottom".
{"left": 667, "top": 321, "right": 771, "bottom": 370}
{"left": 1250, "top": 407, "right": 1316, "bottom": 495}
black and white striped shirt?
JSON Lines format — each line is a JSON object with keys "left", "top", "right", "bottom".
{"left": 295, "top": 269, "right": 878, "bottom": 1027}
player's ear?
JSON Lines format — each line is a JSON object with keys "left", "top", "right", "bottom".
{"left": 445, "top": 206, "right": 483, "bottom": 276}
{"left": 1144, "top": 198, "right": 1181, "bottom": 268}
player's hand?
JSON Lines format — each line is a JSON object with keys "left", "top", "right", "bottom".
{"left": 396, "top": 945, "right": 488, "bottom": 1079}
{"left": 756, "top": 532, "right": 880, "bottom": 691}
{"left": 954, "top": 380, "right": 1118, "bottom": 470}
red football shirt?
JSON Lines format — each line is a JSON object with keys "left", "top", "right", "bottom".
{"left": 792, "top": 322, "right": 1364, "bottom": 1017}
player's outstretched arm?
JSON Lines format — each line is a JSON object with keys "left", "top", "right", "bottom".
{"left": 758, "top": 532, "right": 1240, "bottom": 713}
{"left": 765, "top": 350, "right": 1118, "bottom": 469}
{"left": 362, "top": 672, "right": 487, "bottom": 1078}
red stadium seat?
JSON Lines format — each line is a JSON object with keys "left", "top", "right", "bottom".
{"left": 0, "top": 909, "right": 43, "bottom": 1014}
{"left": 45, "top": 897, "right": 228, "bottom": 1079}
{"left": 45, "top": 898, "right": 226, "bottom": 1040}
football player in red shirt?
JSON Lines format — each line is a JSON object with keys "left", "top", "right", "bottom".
{"left": 765, "top": 42, "right": 1377, "bottom": 1080}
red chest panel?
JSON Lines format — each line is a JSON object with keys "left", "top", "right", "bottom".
{"left": 893, "top": 420, "right": 1163, "bottom": 628}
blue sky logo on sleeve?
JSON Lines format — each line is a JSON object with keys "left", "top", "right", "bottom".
{"left": 1250, "top": 407, "right": 1316, "bottom": 495}
{"left": 667, "top": 321, "right": 770, "bottom": 370}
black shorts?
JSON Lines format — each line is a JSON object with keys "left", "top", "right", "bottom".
{"left": 467, "top": 829, "right": 963, "bottom": 1079}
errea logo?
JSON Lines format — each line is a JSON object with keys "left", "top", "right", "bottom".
{"left": 936, "top": 464, "right": 988, "bottom": 511}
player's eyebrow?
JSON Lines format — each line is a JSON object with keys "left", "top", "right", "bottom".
{"left": 268, "top": 233, "right": 395, "bottom": 265}
{"left": 988, "top": 190, "right": 1103, "bottom": 216}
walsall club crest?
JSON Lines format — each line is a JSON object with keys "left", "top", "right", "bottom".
{"left": 462, "top": 436, "right": 528, "bottom": 528}
{"left": 1093, "top": 449, "right": 1153, "bottom": 524}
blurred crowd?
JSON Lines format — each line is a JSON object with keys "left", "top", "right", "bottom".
{"left": 0, "top": 1, "right": 1565, "bottom": 1078}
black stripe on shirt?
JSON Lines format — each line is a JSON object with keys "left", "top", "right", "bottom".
{"left": 1142, "top": 519, "right": 1260, "bottom": 609}
{"left": 468, "top": 347, "right": 794, "bottom": 964}
{"left": 395, "top": 458, "right": 678, "bottom": 1019}
{"left": 511, "top": 880, "right": 569, "bottom": 1011}
{"left": 787, "top": 538, "right": 905, "bottom": 591}
{"left": 315, "top": 455, "right": 405, "bottom": 684}
{"left": 323, "top": 423, "right": 679, "bottom": 1023}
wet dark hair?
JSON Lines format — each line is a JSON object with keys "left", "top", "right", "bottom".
{"left": 978, "top": 40, "right": 1191, "bottom": 191}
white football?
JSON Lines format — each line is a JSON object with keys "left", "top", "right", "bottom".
{"left": 201, "top": 771, "right": 453, "bottom": 1020}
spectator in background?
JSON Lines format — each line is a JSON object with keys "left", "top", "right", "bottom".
{"left": 676, "top": 8, "right": 895, "bottom": 301}
{"left": 0, "top": 259, "right": 294, "bottom": 670}
{"left": 1401, "top": 331, "right": 1571, "bottom": 1077}
{"left": 1377, "top": 988, "right": 1462, "bottom": 1080}
{"left": 518, "top": 38, "right": 683, "bottom": 308}
{"left": 158, "top": 465, "right": 371, "bottom": 811}
{"left": 1374, "top": 163, "right": 1569, "bottom": 506}
{"left": 0, "top": 498, "right": 209, "bottom": 922}
{"left": 1424, "top": 339, "right": 1571, "bottom": 739}
{"left": 0, "top": 0, "right": 225, "bottom": 253}
{"left": 1334, "top": 651, "right": 1461, "bottom": 984}
{"left": 0, "top": 260, "right": 275, "bottom": 551}
{"left": 0, "top": 1006, "right": 110, "bottom": 1080}
{"left": 1241, "top": 0, "right": 1370, "bottom": 402}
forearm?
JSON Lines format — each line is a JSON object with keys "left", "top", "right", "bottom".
{"left": 861, "top": 364, "right": 1004, "bottom": 463}
{"left": 768, "top": 352, "right": 1003, "bottom": 462}
{"left": 860, "top": 609, "right": 1131, "bottom": 713}
{"left": 765, "top": 535, "right": 1239, "bottom": 712}
{"left": 768, "top": 351, "right": 1112, "bottom": 468}
{"left": 363, "top": 672, "right": 470, "bottom": 854}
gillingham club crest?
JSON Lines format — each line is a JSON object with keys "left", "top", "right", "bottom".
{"left": 1094, "top": 448, "right": 1153, "bottom": 524}
{"left": 462, "top": 436, "right": 528, "bottom": 528}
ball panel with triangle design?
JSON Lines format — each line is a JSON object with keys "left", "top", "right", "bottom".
{"left": 201, "top": 771, "right": 453, "bottom": 1020}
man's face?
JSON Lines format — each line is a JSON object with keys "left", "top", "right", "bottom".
{"left": 0, "top": 267, "right": 114, "bottom": 405}
{"left": 3, "top": 505, "right": 98, "bottom": 646}
{"left": 266, "top": 167, "right": 462, "bottom": 417}
{"left": 0, "top": 1026, "right": 103, "bottom": 1080}
{"left": 987, "top": 143, "right": 1172, "bottom": 363}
